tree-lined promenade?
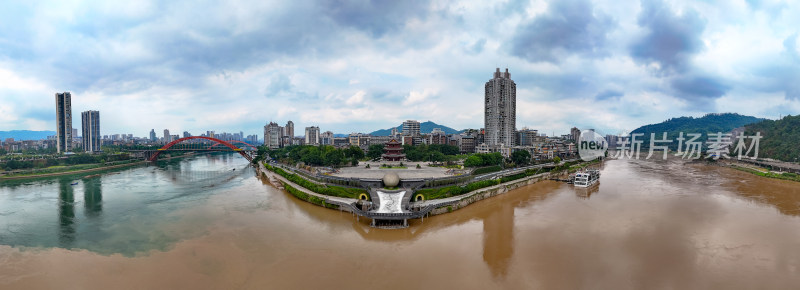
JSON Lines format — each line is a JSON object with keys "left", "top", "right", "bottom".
{"left": 255, "top": 143, "right": 556, "bottom": 169}
{"left": 257, "top": 141, "right": 585, "bottom": 203}
{"left": 0, "top": 145, "right": 196, "bottom": 179}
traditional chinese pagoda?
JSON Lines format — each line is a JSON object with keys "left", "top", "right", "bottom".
{"left": 382, "top": 139, "right": 406, "bottom": 161}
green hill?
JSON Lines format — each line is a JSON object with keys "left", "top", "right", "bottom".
{"left": 744, "top": 115, "right": 800, "bottom": 162}
{"left": 369, "top": 121, "right": 461, "bottom": 136}
{"left": 630, "top": 113, "right": 765, "bottom": 149}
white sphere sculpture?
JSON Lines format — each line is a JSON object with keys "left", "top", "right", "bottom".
{"left": 382, "top": 172, "right": 400, "bottom": 187}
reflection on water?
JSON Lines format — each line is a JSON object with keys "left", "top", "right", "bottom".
{"left": 482, "top": 201, "right": 513, "bottom": 278}
{"left": 57, "top": 178, "right": 75, "bottom": 247}
{"left": 83, "top": 177, "right": 102, "bottom": 217}
{"left": 0, "top": 153, "right": 252, "bottom": 255}
{"left": 574, "top": 185, "right": 599, "bottom": 199}
{"left": 2, "top": 157, "right": 800, "bottom": 289}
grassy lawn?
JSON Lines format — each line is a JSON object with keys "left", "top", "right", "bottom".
{"left": 265, "top": 163, "right": 368, "bottom": 199}
{"left": 729, "top": 164, "right": 800, "bottom": 182}
{"left": 2, "top": 160, "right": 140, "bottom": 178}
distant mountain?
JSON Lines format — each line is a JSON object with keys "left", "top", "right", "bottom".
{"left": 744, "top": 115, "right": 800, "bottom": 162}
{"left": 0, "top": 130, "right": 56, "bottom": 141}
{"left": 630, "top": 113, "right": 766, "bottom": 149}
{"left": 369, "top": 121, "right": 462, "bottom": 136}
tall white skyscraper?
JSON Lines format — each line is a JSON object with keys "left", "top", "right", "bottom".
{"left": 264, "top": 122, "right": 282, "bottom": 149}
{"left": 81, "top": 110, "right": 100, "bottom": 152}
{"left": 305, "top": 126, "right": 320, "bottom": 145}
{"left": 402, "top": 120, "right": 420, "bottom": 136}
{"left": 55, "top": 92, "right": 72, "bottom": 153}
{"left": 484, "top": 68, "right": 516, "bottom": 147}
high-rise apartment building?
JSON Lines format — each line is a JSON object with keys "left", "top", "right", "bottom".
{"left": 264, "top": 122, "right": 283, "bottom": 149}
{"left": 484, "top": 68, "right": 516, "bottom": 147}
{"left": 149, "top": 129, "right": 157, "bottom": 142}
{"left": 516, "top": 128, "right": 539, "bottom": 146}
{"left": 81, "top": 110, "right": 100, "bottom": 152}
{"left": 55, "top": 92, "right": 73, "bottom": 153}
{"left": 320, "top": 131, "right": 334, "bottom": 145}
{"left": 305, "top": 126, "right": 320, "bottom": 145}
{"left": 285, "top": 121, "right": 294, "bottom": 139}
{"left": 402, "top": 120, "right": 420, "bottom": 136}
{"left": 570, "top": 127, "right": 581, "bottom": 143}
{"left": 163, "top": 129, "right": 170, "bottom": 143}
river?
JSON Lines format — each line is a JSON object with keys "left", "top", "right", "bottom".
{"left": 1, "top": 154, "right": 799, "bottom": 289}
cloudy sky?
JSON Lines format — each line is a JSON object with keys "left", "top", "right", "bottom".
{"left": 1, "top": 0, "right": 798, "bottom": 138}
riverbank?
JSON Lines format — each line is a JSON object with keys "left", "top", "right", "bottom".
{"left": 257, "top": 161, "right": 567, "bottom": 220}
{"left": 720, "top": 160, "right": 800, "bottom": 183}
{"left": 0, "top": 161, "right": 147, "bottom": 180}
{"left": 422, "top": 171, "right": 558, "bottom": 216}
{"left": 0, "top": 152, "right": 197, "bottom": 180}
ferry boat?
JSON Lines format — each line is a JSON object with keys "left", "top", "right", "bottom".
{"left": 573, "top": 170, "right": 600, "bottom": 188}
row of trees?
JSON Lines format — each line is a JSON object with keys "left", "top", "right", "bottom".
{"left": 463, "top": 151, "right": 533, "bottom": 168}
{"left": 264, "top": 145, "right": 364, "bottom": 167}
{"left": 745, "top": 114, "right": 800, "bottom": 162}
{"left": 463, "top": 152, "right": 504, "bottom": 167}
{"left": 402, "top": 144, "right": 460, "bottom": 162}
{"left": 258, "top": 143, "right": 539, "bottom": 168}
{"left": 1, "top": 153, "right": 131, "bottom": 171}
{"left": 366, "top": 144, "right": 462, "bottom": 162}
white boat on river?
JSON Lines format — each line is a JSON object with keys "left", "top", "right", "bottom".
{"left": 574, "top": 170, "right": 600, "bottom": 188}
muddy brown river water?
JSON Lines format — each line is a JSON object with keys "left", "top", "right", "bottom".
{"left": 1, "top": 156, "right": 799, "bottom": 289}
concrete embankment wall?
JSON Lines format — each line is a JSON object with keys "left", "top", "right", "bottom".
{"left": 257, "top": 161, "right": 567, "bottom": 218}
{"left": 427, "top": 172, "right": 558, "bottom": 216}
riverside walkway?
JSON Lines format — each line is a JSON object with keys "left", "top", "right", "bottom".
{"left": 260, "top": 162, "right": 458, "bottom": 227}
{"left": 259, "top": 159, "right": 579, "bottom": 228}
{"left": 259, "top": 163, "right": 356, "bottom": 205}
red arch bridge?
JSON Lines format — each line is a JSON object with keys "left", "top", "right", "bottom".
{"left": 133, "top": 136, "right": 258, "bottom": 162}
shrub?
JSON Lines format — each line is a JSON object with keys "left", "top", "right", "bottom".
{"left": 472, "top": 165, "right": 502, "bottom": 175}
{"left": 416, "top": 179, "right": 500, "bottom": 200}
{"left": 265, "top": 163, "right": 366, "bottom": 199}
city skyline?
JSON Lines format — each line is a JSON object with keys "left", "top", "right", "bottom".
{"left": 1, "top": 1, "right": 799, "bottom": 136}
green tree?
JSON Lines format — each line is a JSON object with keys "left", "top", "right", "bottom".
{"left": 46, "top": 158, "right": 59, "bottom": 167}
{"left": 345, "top": 146, "right": 365, "bottom": 160}
{"left": 323, "top": 149, "right": 344, "bottom": 166}
{"left": 300, "top": 146, "right": 323, "bottom": 166}
{"left": 553, "top": 156, "right": 561, "bottom": 164}
{"left": 430, "top": 151, "right": 445, "bottom": 162}
{"left": 480, "top": 152, "right": 503, "bottom": 166}
{"left": 511, "top": 150, "right": 531, "bottom": 166}
{"left": 367, "top": 144, "right": 384, "bottom": 159}
{"left": 464, "top": 155, "right": 482, "bottom": 167}
{"left": 430, "top": 144, "right": 459, "bottom": 156}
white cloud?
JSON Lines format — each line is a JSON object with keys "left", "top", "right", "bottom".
{"left": 345, "top": 90, "right": 367, "bottom": 106}
{"left": 0, "top": 0, "right": 797, "bottom": 137}
{"left": 403, "top": 88, "right": 437, "bottom": 105}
